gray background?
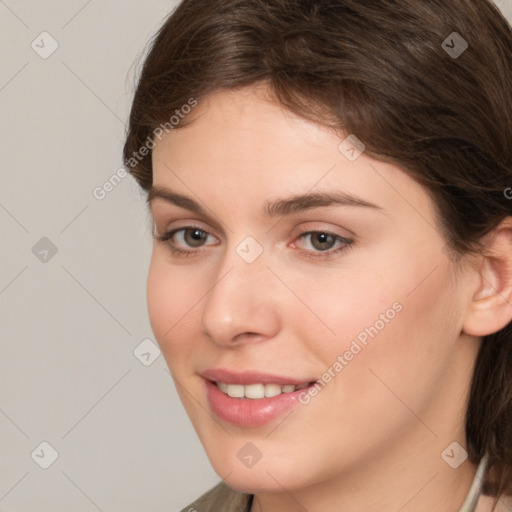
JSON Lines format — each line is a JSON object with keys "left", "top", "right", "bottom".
{"left": 1, "top": 1, "right": 511, "bottom": 511}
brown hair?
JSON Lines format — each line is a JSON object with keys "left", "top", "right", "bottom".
{"left": 123, "top": 0, "right": 512, "bottom": 501}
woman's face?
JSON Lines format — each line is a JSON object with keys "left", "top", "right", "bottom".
{"left": 148, "top": 85, "right": 479, "bottom": 493}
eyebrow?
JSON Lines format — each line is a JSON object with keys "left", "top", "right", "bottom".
{"left": 147, "top": 185, "right": 383, "bottom": 218}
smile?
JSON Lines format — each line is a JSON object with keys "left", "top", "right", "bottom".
{"left": 215, "top": 381, "right": 312, "bottom": 399}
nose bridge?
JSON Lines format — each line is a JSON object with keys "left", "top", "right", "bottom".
{"left": 200, "top": 236, "right": 280, "bottom": 346}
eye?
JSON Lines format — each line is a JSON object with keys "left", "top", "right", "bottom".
{"left": 293, "top": 230, "right": 354, "bottom": 260}
{"left": 153, "top": 225, "right": 354, "bottom": 261}
{"left": 153, "top": 226, "right": 217, "bottom": 257}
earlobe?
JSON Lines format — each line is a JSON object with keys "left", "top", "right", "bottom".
{"left": 462, "top": 218, "right": 512, "bottom": 338}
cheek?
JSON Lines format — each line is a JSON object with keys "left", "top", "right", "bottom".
{"left": 146, "top": 253, "right": 201, "bottom": 363}
{"left": 328, "top": 262, "right": 459, "bottom": 421}
{"left": 282, "top": 262, "right": 400, "bottom": 351}
{"left": 293, "top": 251, "right": 459, "bottom": 407}
{"left": 147, "top": 257, "right": 171, "bottom": 341}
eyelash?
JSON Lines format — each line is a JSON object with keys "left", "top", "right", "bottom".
{"left": 153, "top": 226, "right": 354, "bottom": 261}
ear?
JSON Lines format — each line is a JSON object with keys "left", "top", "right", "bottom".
{"left": 462, "top": 217, "right": 512, "bottom": 337}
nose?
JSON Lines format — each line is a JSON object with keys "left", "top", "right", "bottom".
{"left": 200, "top": 240, "right": 281, "bottom": 347}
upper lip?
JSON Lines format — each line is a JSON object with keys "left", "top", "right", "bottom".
{"left": 201, "top": 368, "right": 317, "bottom": 386}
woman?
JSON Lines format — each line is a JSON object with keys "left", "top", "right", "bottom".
{"left": 123, "top": 0, "right": 512, "bottom": 510}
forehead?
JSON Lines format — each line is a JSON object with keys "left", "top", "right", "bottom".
{"left": 150, "top": 86, "right": 435, "bottom": 228}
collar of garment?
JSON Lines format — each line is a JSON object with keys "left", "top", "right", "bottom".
{"left": 458, "top": 453, "right": 489, "bottom": 512}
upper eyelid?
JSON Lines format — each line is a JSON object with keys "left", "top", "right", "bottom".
{"left": 150, "top": 205, "right": 227, "bottom": 237}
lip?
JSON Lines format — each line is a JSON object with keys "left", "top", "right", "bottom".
{"left": 201, "top": 368, "right": 318, "bottom": 427}
{"left": 200, "top": 368, "right": 315, "bottom": 386}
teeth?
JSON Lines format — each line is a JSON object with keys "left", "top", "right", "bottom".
{"left": 216, "top": 381, "right": 311, "bottom": 399}
{"left": 245, "top": 384, "right": 264, "bottom": 399}
{"left": 226, "top": 384, "right": 244, "bottom": 398}
{"left": 264, "top": 384, "right": 282, "bottom": 397}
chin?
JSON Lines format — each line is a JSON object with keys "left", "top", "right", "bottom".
{"left": 221, "top": 473, "right": 288, "bottom": 495}
{"left": 207, "top": 451, "right": 309, "bottom": 494}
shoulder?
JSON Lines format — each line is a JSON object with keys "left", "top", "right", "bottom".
{"left": 178, "top": 481, "right": 253, "bottom": 512}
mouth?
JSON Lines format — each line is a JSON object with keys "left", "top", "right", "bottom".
{"left": 211, "top": 380, "right": 317, "bottom": 399}
{"left": 203, "top": 377, "right": 319, "bottom": 427}
{"left": 200, "top": 368, "right": 320, "bottom": 426}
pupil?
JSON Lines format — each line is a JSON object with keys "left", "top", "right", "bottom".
{"left": 187, "top": 229, "right": 206, "bottom": 247}
{"left": 314, "top": 233, "right": 333, "bottom": 250}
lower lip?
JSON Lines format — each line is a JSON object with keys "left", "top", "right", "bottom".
{"left": 204, "top": 379, "right": 316, "bottom": 427}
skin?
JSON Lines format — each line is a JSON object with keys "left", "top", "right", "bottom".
{"left": 147, "top": 84, "right": 512, "bottom": 512}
